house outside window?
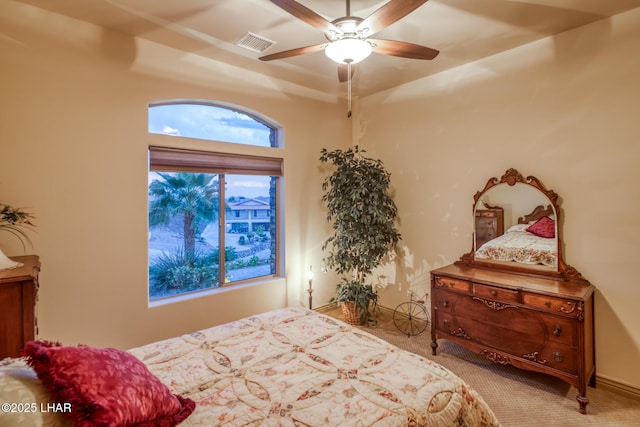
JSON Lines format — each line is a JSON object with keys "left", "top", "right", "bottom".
{"left": 147, "top": 102, "right": 283, "bottom": 301}
{"left": 226, "top": 198, "right": 271, "bottom": 233}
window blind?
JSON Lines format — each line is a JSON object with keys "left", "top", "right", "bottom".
{"left": 149, "top": 146, "right": 283, "bottom": 176}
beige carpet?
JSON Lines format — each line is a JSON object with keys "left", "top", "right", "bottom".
{"left": 318, "top": 305, "right": 640, "bottom": 427}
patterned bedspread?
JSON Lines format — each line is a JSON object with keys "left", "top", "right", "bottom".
{"left": 129, "top": 307, "right": 500, "bottom": 426}
{"left": 475, "top": 225, "right": 557, "bottom": 267}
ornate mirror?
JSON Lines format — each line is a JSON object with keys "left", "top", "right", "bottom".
{"left": 458, "top": 168, "right": 586, "bottom": 282}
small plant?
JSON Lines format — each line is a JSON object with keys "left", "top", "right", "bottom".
{"left": 255, "top": 225, "right": 267, "bottom": 238}
{"left": 0, "top": 203, "right": 36, "bottom": 251}
{"left": 149, "top": 248, "right": 219, "bottom": 298}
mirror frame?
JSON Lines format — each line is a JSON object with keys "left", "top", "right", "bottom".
{"left": 457, "top": 168, "right": 588, "bottom": 283}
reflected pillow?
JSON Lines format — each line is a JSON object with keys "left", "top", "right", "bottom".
{"left": 526, "top": 216, "right": 555, "bottom": 238}
{"left": 505, "top": 224, "right": 529, "bottom": 233}
{"left": 22, "top": 340, "right": 195, "bottom": 427}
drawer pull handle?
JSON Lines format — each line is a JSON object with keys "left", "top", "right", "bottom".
{"left": 553, "top": 352, "right": 563, "bottom": 362}
{"left": 443, "top": 300, "right": 449, "bottom": 308}
{"left": 443, "top": 319, "right": 450, "bottom": 328}
{"left": 545, "top": 301, "right": 552, "bottom": 308}
{"left": 553, "top": 325, "right": 561, "bottom": 336}
{"left": 490, "top": 290, "right": 497, "bottom": 297}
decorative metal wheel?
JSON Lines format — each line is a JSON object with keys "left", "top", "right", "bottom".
{"left": 393, "top": 301, "right": 430, "bottom": 337}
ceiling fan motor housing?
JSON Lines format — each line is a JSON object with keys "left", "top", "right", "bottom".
{"left": 324, "top": 17, "right": 372, "bottom": 64}
{"left": 325, "top": 17, "right": 366, "bottom": 41}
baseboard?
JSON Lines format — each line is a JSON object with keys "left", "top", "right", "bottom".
{"left": 377, "top": 305, "right": 394, "bottom": 314}
{"left": 312, "top": 303, "right": 334, "bottom": 312}
{"left": 596, "top": 374, "right": 640, "bottom": 400}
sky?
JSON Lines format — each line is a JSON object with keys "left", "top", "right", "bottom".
{"left": 148, "top": 103, "right": 274, "bottom": 199}
{"left": 148, "top": 103, "right": 272, "bottom": 147}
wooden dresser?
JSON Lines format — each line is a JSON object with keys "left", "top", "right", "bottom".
{"left": 431, "top": 263, "right": 595, "bottom": 413}
{"left": 474, "top": 208, "right": 504, "bottom": 248}
{"left": 0, "top": 255, "right": 40, "bottom": 358}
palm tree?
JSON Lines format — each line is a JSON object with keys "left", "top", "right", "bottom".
{"left": 149, "top": 172, "right": 219, "bottom": 256}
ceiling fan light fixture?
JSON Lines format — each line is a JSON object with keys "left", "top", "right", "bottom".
{"left": 325, "top": 38, "right": 372, "bottom": 64}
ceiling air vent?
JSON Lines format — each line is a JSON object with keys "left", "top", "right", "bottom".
{"left": 236, "top": 32, "right": 276, "bottom": 53}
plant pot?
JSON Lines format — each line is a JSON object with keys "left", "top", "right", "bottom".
{"left": 341, "top": 301, "right": 362, "bottom": 325}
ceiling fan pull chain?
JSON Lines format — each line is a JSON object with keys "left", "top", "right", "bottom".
{"left": 347, "top": 61, "right": 352, "bottom": 118}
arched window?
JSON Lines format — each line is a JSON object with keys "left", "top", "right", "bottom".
{"left": 149, "top": 101, "right": 279, "bottom": 147}
{"left": 147, "top": 101, "right": 282, "bottom": 301}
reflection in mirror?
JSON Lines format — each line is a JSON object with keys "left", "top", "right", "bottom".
{"left": 474, "top": 182, "right": 558, "bottom": 271}
{"left": 458, "top": 168, "right": 588, "bottom": 282}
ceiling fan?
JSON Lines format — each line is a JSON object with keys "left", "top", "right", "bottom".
{"left": 260, "top": 0, "right": 439, "bottom": 74}
{"left": 259, "top": 0, "right": 439, "bottom": 116}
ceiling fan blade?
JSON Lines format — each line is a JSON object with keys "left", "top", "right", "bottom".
{"left": 338, "top": 64, "right": 356, "bottom": 83}
{"left": 356, "top": 0, "right": 429, "bottom": 37}
{"left": 269, "top": 0, "right": 340, "bottom": 34}
{"left": 369, "top": 39, "right": 439, "bottom": 60}
{"left": 259, "top": 43, "right": 326, "bottom": 61}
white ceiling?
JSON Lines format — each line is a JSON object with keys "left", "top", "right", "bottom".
{"left": 15, "top": 0, "right": 640, "bottom": 97}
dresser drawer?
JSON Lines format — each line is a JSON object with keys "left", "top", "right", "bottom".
{"left": 476, "top": 217, "right": 497, "bottom": 228}
{"left": 434, "top": 311, "right": 456, "bottom": 333}
{"left": 523, "top": 293, "right": 583, "bottom": 318}
{"left": 432, "top": 289, "right": 465, "bottom": 314}
{"left": 433, "top": 276, "right": 471, "bottom": 293}
{"left": 476, "top": 218, "right": 497, "bottom": 231}
{"left": 476, "top": 210, "right": 499, "bottom": 219}
{"left": 476, "top": 228, "right": 497, "bottom": 242}
{"left": 473, "top": 283, "right": 519, "bottom": 303}
{"left": 541, "top": 315, "right": 575, "bottom": 346}
{"left": 522, "top": 343, "right": 577, "bottom": 375}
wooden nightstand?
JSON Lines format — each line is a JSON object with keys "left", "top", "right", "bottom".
{"left": 0, "top": 255, "right": 40, "bottom": 358}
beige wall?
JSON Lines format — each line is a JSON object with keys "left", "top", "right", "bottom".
{"left": 357, "top": 8, "right": 640, "bottom": 389}
{"left": 0, "top": 2, "right": 347, "bottom": 349}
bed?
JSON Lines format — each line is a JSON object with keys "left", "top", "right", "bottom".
{"left": 475, "top": 205, "right": 557, "bottom": 268}
{"left": 1, "top": 307, "right": 500, "bottom": 426}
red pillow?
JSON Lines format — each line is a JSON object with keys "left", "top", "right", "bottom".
{"left": 526, "top": 216, "right": 555, "bottom": 238}
{"left": 22, "top": 340, "right": 195, "bottom": 427}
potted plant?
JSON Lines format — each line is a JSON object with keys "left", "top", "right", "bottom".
{"left": 320, "top": 145, "right": 401, "bottom": 325}
{"left": 330, "top": 278, "right": 379, "bottom": 325}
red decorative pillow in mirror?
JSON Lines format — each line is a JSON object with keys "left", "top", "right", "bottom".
{"left": 526, "top": 216, "right": 555, "bottom": 238}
